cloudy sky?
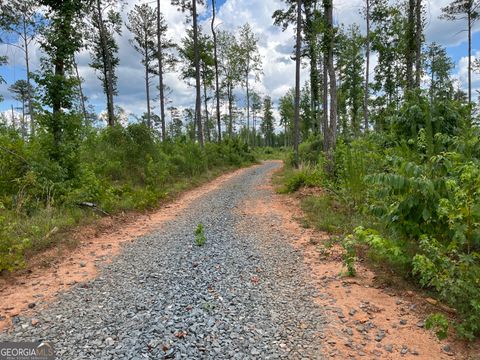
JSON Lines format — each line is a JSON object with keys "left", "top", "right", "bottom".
{"left": 0, "top": 0, "right": 479, "bottom": 121}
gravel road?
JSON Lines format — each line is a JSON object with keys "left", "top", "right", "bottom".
{"left": 1, "top": 161, "right": 327, "bottom": 359}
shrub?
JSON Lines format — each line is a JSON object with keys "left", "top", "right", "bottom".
{"left": 0, "top": 208, "right": 31, "bottom": 272}
{"left": 195, "top": 223, "right": 206, "bottom": 246}
{"left": 279, "top": 165, "right": 323, "bottom": 193}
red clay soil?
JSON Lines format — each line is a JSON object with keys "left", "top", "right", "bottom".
{"left": 241, "top": 166, "right": 480, "bottom": 360}
{"left": 0, "top": 165, "right": 260, "bottom": 332}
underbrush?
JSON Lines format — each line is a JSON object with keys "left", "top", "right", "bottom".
{"left": 301, "top": 195, "right": 361, "bottom": 235}
{"left": 277, "top": 119, "right": 480, "bottom": 339}
{"left": 252, "top": 146, "right": 288, "bottom": 160}
{"left": 0, "top": 124, "right": 255, "bottom": 272}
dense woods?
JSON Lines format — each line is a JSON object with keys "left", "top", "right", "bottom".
{"left": 1, "top": 0, "right": 480, "bottom": 341}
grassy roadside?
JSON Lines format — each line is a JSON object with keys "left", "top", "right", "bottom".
{"left": 272, "top": 164, "right": 365, "bottom": 237}
{"left": 1, "top": 129, "right": 257, "bottom": 273}
{"left": 2, "top": 163, "right": 256, "bottom": 275}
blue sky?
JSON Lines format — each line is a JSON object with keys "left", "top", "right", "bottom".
{"left": 0, "top": 0, "right": 478, "bottom": 118}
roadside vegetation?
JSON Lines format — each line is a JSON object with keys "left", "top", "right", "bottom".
{"left": 0, "top": 124, "right": 254, "bottom": 272}
{"left": 277, "top": 95, "right": 480, "bottom": 339}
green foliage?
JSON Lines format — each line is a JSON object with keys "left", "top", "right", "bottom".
{"left": 0, "top": 209, "right": 31, "bottom": 272}
{"left": 252, "top": 146, "right": 287, "bottom": 160}
{"left": 342, "top": 234, "right": 357, "bottom": 276}
{"left": 195, "top": 223, "right": 206, "bottom": 246}
{"left": 290, "top": 95, "right": 480, "bottom": 339}
{"left": 279, "top": 165, "right": 323, "bottom": 194}
{"left": 301, "top": 195, "right": 360, "bottom": 234}
{"left": 0, "top": 123, "right": 254, "bottom": 272}
{"left": 425, "top": 313, "right": 449, "bottom": 340}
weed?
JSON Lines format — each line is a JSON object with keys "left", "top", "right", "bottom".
{"left": 425, "top": 313, "right": 449, "bottom": 340}
{"left": 195, "top": 223, "right": 206, "bottom": 246}
{"left": 342, "top": 235, "right": 357, "bottom": 276}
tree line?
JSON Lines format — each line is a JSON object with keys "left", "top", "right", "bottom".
{"left": 274, "top": 0, "right": 477, "bottom": 168}
{"left": 0, "top": 0, "right": 281, "bottom": 147}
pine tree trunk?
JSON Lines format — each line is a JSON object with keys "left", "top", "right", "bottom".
{"left": 228, "top": 84, "right": 233, "bottom": 138}
{"left": 293, "top": 0, "right": 302, "bottom": 168}
{"left": 202, "top": 66, "right": 211, "bottom": 142}
{"left": 96, "top": 0, "right": 115, "bottom": 126}
{"left": 364, "top": 0, "right": 370, "bottom": 132}
{"left": 415, "top": 0, "right": 422, "bottom": 87}
{"left": 253, "top": 112, "right": 256, "bottom": 147}
{"left": 52, "top": 58, "right": 64, "bottom": 149}
{"left": 73, "top": 57, "right": 88, "bottom": 125}
{"left": 468, "top": 10, "right": 472, "bottom": 106}
{"left": 305, "top": 4, "right": 320, "bottom": 134}
{"left": 406, "top": 0, "right": 415, "bottom": 90}
{"left": 192, "top": 0, "right": 204, "bottom": 146}
{"left": 22, "top": 17, "right": 35, "bottom": 136}
{"left": 11, "top": 105, "right": 16, "bottom": 131}
{"left": 246, "top": 73, "right": 250, "bottom": 146}
{"left": 324, "top": 0, "right": 337, "bottom": 166}
{"left": 157, "top": 0, "right": 166, "bottom": 141}
{"left": 145, "top": 51, "right": 151, "bottom": 128}
{"left": 211, "top": 0, "right": 221, "bottom": 142}
{"left": 322, "top": 53, "right": 328, "bottom": 151}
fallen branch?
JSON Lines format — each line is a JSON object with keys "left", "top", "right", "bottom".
{"left": 77, "top": 202, "right": 110, "bottom": 216}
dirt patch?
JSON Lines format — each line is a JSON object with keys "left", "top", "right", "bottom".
{"left": 240, "top": 165, "right": 479, "bottom": 359}
{"left": 0, "top": 164, "right": 261, "bottom": 332}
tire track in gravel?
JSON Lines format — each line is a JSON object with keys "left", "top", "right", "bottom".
{"left": 0, "top": 161, "right": 327, "bottom": 359}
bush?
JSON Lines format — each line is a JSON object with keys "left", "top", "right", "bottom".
{"left": 0, "top": 210, "right": 31, "bottom": 272}
{"left": 279, "top": 165, "right": 323, "bottom": 193}
{"left": 0, "top": 123, "right": 256, "bottom": 272}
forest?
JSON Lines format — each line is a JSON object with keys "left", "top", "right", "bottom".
{"left": 1, "top": 0, "right": 480, "bottom": 343}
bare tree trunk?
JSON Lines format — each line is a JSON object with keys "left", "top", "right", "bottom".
{"left": 73, "top": 57, "right": 88, "bottom": 125}
{"left": 322, "top": 51, "right": 328, "bottom": 150}
{"left": 96, "top": 0, "right": 115, "bottom": 126}
{"left": 253, "top": 112, "right": 256, "bottom": 147}
{"left": 324, "top": 0, "right": 337, "bottom": 166}
{"left": 328, "top": 40, "right": 337, "bottom": 153}
{"left": 157, "top": 0, "right": 166, "bottom": 141}
{"left": 145, "top": 52, "right": 151, "bottom": 128}
{"left": 363, "top": 0, "right": 370, "bottom": 132}
{"left": 228, "top": 84, "right": 233, "bottom": 138}
{"left": 21, "top": 98, "right": 26, "bottom": 138}
{"left": 415, "top": 0, "right": 422, "bottom": 87}
{"left": 246, "top": 73, "right": 250, "bottom": 146}
{"left": 211, "top": 0, "right": 221, "bottom": 142}
{"left": 430, "top": 51, "right": 435, "bottom": 104}
{"left": 468, "top": 10, "right": 472, "bottom": 106}
{"left": 52, "top": 58, "right": 64, "bottom": 149}
{"left": 202, "top": 67, "right": 211, "bottom": 142}
{"left": 293, "top": 0, "right": 302, "bottom": 168}
{"left": 192, "top": 0, "right": 204, "bottom": 146}
{"left": 305, "top": 3, "right": 320, "bottom": 134}
{"left": 406, "top": 0, "right": 415, "bottom": 90}
{"left": 22, "top": 17, "right": 35, "bottom": 136}
{"left": 11, "top": 104, "right": 16, "bottom": 131}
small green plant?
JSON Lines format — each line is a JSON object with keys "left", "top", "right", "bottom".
{"left": 195, "top": 223, "right": 206, "bottom": 246}
{"left": 425, "top": 313, "right": 449, "bottom": 340}
{"left": 342, "top": 234, "right": 357, "bottom": 276}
